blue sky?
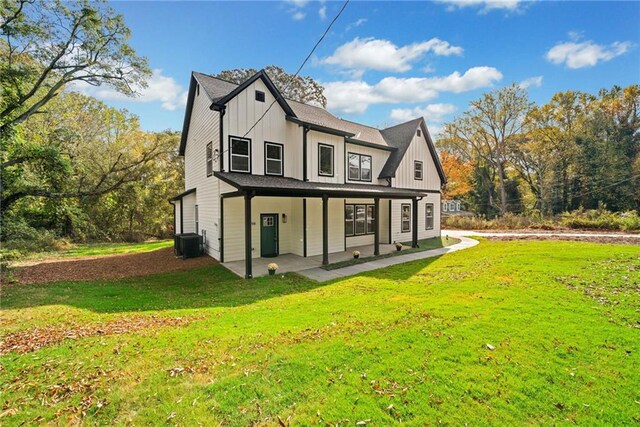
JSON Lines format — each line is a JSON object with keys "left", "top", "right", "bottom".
{"left": 80, "top": 0, "right": 640, "bottom": 135}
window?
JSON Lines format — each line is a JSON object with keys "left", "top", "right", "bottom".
{"left": 456, "top": 201, "right": 461, "bottom": 211}
{"left": 345, "top": 205, "right": 354, "bottom": 236}
{"left": 417, "top": 129, "right": 421, "bottom": 137}
{"left": 414, "top": 161, "right": 423, "bottom": 180}
{"left": 255, "top": 90, "right": 265, "bottom": 102}
{"left": 206, "top": 142, "right": 213, "bottom": 177}
{"left": 443, "top": 202, "right": 448, "bottom": 212}
{"left": 318, "top": 144, "right": 334, "bottom": 176}
{"left": 344, "top": 204, "right": 376, "bottom": 236}
{"left": 265, "top": 142, "right": 283, "bottom": 176}
{"left": 401, "top": 204, "right": 411, "bottom": 233}
{"left": 195, "top": 205, "right": 199, "bottom": 233}
{"left": 348, "top": 153, "right": 372, "bottom": 181}
{"left": 449, "top": 201, "right": 455, "bottom": 211}
{"left": 230, "top": 137, "right": 251, "bottom": 173}
{"left": 425, "top": 203, "right": 434, "bottom": 230}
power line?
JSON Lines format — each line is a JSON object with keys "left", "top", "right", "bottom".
{"left": 241, "top": 0, "right": 350, "bottom": 140}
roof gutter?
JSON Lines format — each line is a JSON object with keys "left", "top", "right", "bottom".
{"left": 286, "top": 116, "right": 355, "bottom": 138}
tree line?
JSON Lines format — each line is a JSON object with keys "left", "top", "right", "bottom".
{"left": 439, "top": 84, "right": 640, "bottom": 218}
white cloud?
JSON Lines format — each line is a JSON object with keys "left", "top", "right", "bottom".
{"left": 324, "top": 66, "right": 502, "bottom": 114}
{"left": 546, "top": 36, "right": 633, "bottom": 69}
{"left": 390, "top": 103, "right": 457, "bottom": 123}
{"left": 437, "top": 0, "right": 527, "bottom": 13}
{"left": 68, "top": 69, "right": 187, "bottom": 111}
{"left": 323, "top": 37, "right": 464, "bottom": 73}
{"left": 318, "top": 4, "right": 326, "bottom": 19}
{"left": 345, "top": 18, "right": 367, "bottom": 31}
{"left": 291, "top": 10, "right": 305, "bottom": 20}
{"left": 518, "top": 75, "right": 543, "bottom": 89}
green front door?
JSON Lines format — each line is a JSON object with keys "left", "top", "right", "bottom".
{"left": 260, "top": 214, "right": 278, "bottom": 257}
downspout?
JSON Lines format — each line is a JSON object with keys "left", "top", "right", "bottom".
{"left": 219, "top": 107, "right": 226, "bottom": 172}
{"left": 303, "top": 125, "right": 310, "bottom": 181}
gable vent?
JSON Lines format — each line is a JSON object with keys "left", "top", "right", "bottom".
{"left": 255, "top": 90, "right": 265, "bottom": 102}
{"left": 417, "top": 129, "right": 421, "bottom": 137}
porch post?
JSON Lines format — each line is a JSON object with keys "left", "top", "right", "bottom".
{"left": 374, "top": 197, "right": 380, "bottom": 256}
{"left": 322, "top": 194, "right": 329, "bottom": 265}
{"left": 412, "top": 197, "right": 419, "bottom": 248}
{"left": 244, "top": 192, "right": 253, "bottom": 279}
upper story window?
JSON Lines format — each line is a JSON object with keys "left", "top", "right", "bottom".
{"left": 401, "top": 204, "right": 411, "bottom": 233}
{"left": 414, "top": 160, "right": 423, "bottom": 180}
{"left": 255, "top": 90, "right": 265, "bottom": 102}
{"left": 206, "top": 142, "right": 213, "bottom": 177}
{"left": 348, "top": 153, "right": 372, "bottom": 182}
{"left": 318, "top": 143, "right": 334, "bottom": 176}
{"left": 425, "top": 203, "right": 434, "bottom": 230}
{"left": 265, "top": 142, "right": 283, "bottom": 176}
{"left": 230, "top": 137, "right": 251, "bottom": 173}
{"left": 417, "top": 129, "right": 421, "bottom": 137}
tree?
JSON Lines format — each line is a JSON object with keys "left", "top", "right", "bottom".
{"left": 441, "top": 84, "right": 533, "bottom": 215}
{"left": 1, "top": 0, "right": 151, "bottom": 216}
{"left": 214, "top": 65, "right": 327, "bottom": 107}
{"left": 439, "top": 151, "right": 473, "bottom": 199}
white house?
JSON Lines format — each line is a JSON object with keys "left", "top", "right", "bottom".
{"left": 171, "top": 70, "right": 446, "bottom": 278}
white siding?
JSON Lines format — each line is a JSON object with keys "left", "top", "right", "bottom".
{"left": 390, "top": 194, "right": 441, "bottom": 244}
{"left": 344, "top": 143, "right": 389, "bottom": 186}
{"left": 393, "top": 126, "right": 442, "bottom": 191}
{"left": 184, "top": 81, "right": 221, "bottom": 257}
{"left": 307, "top": 131, "right": 344, "bottom": 183}
{"left": 173, "top": 200, "right": 181, "bottom": 234}
{"left": 182, "top": 193, "right": 196, "bottom": 234}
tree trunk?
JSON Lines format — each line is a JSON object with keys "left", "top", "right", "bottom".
{"left": 496, "top": 162, "right": 508, "bottom": 215}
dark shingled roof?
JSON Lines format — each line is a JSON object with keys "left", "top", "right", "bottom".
{"left": 215, "top": 172, "right": 436, "bottom": 198}
{"left": 183, "top": 70, "right": 445, "bottom": 184}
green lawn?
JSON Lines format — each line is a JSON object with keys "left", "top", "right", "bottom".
{"left": 23, "top": 240, "right": 173, "bottom": 261}
{"left": 1, "top": 240, "right": 639, "bottom": 425}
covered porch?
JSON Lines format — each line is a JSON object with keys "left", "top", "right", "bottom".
{"left": 222, "top": 242, "right": 398, "bottom": 277}
{"left": 216, "top": 172, "right": 437, "bottom": 279}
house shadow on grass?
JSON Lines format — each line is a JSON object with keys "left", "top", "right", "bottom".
{"left": 2, "top": 254, "right": 445, "bottom": 314}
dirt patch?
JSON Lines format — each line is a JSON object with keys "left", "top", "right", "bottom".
{"left": 485, "top": 235, "right": 640, "bottom": 245}
{"left": 0, "top": 315, "right": 199, "bottom": 355}
{"left": 9, "top": 247, "right": 216, "bottom": 285}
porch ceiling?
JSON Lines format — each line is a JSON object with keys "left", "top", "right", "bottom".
{"left": 215, "top": 172, "right": 437, "bottom": 199}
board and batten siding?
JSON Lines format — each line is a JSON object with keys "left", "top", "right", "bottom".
{"left": 392, "top": 126, "right": 441, "bottom": 191}
{"left": 223, "top": 79, "right": 303, "bottom": 179}
{"left": 307, "top": 131, "right": 344, "bottom": 184}
{"left": 184, "top": 81, "right": 221, "bottom": 257}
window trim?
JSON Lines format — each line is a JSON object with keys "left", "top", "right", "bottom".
{"left": 425, "top": 203, "right": 434, "bottom": 230}
{"left": 344, "top": 203, "right": 376, "bottom": 237}
{"left": 255, "top": 90, "right": 265, "bottom": 102}
{"left": 206, "top": 142, "right": 213, "bottom": 177}
{"left": 318, "top": 143, "right": 334, "bottom": 177}
{"left": 414, "top": 160, "right": 423, "bottom": 181}
{"left": 401, "top": 203, "right": 411, "bottom": 233}
{"left": 228, "top": 136, "right": 252, "bottom": 174}
{"left": 264, "top": 141, "right": 284, "bottom": 177}
{"left": 347, "top": 152, "right": 372, "bottom": 182}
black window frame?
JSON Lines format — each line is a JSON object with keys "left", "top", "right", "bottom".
{"left": 206, "top": 141, "right": 213, "bottom": 177}
{"left": 345, "top": 203, "right": 376, "bottom": 237}
{"left": 425, "top": 203, "right": 434, "bottom": 230}
{"left": 414, "top": 160, "right": 423, "bottom": 181}
{"left": 417, "top": 129, "right": 421, "bottom": 137}
{"left": 347, "top": 152, "right": 372, "bottom": 182}
{"left": 255, "top": 90, "right": 265, "bottom": 102}
{"left": 228, "top": 136, "right": 251, "bottom": 174}
{"left": 264, "top": 141, "right": 284, "bottom": 177}
{"left": 401, "top": 203, "right": 411, "bottom": 233}
{"left": 318, "top": 143, "right": 334, "bottom": 177}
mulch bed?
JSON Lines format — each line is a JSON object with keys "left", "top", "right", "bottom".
{"left": 9, "top": 247, "right": 216, "bottom": 285}
{"left": 486, "top": 235, "right": 640, "bottom": 245}
{"left": 0, "top": 315, "right": 199, "bottom": 355}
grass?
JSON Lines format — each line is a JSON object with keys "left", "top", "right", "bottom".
{"left": 323, "top": 236, "right": 460, "bottom": 270}
{"left": 21, "top": 240, "right": 173, "bottom": 261}
{"left": 1, "top": 240, "right": 639, "bottom": 425}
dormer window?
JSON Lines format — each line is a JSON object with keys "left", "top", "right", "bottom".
{"left": 255, "top": 90, "right": 265, "bottom": 102}
{"left": 417, "top": 129, "right": 421, "bottom": 137}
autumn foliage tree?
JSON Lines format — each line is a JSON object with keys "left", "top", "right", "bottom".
{"left": 439, "top": 151, "right": 473, "bottom": 199}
